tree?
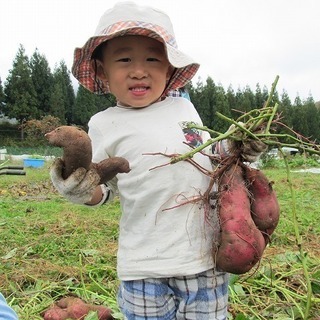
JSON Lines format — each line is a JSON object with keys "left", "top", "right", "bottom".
{"left": 49, "top": 61, "right": 75, "bottom": 123}
{"left": 303, "top": 96, "right": 319, "bottom": 141}
{"left": 48, "top": 80, "right": 67, "bottom": 124}
{"left": 30, "top": 49, "right": 53, "bottom": 116}
{"left": 0, "top": 77, "right": 4, "bottom": 113}
{"left": 73, "top": 85, "right": 99, "bottom": 126}
{"left": 291, "top": 96, "right": 308, "bottom": 138}
{"left": 226, "top": 85, "right": 237, "bottom": 119}
{"left": 255, "top": 83, "right": 268, "bottom": 108}
{"left": 212, "top": 84, "right": 231, "bottom": 133}
{"left": 279, "top": 90, "right": 293, "bottom": 128}
{"left": 234, "top": 85, "right": 256, "bottom": 115}
{"left": 192, "top": 77, "right": 216, "bottom": 130}
{"left": 3, "top": 44, "right": 38, "bottom": 123}
{"left": 74, "top": 85, "right": 116, "bottom": 127}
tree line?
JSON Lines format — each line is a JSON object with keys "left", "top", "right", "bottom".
{"left": 1, "top": 44, "right": 319, "bottom": 144}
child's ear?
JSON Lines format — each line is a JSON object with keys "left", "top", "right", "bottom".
{"left": 91, "top": 59, "right": 108, "bottom": 81}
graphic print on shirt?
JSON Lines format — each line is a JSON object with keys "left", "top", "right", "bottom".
{"left": 179, "top": 121, "right": 203, "bottom": 147}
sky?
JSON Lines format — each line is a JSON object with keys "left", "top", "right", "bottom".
{"left": 1, "top": 0, "right": 319, "bottom": 102}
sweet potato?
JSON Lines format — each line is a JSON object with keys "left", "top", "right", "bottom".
{"left": 215, "top": 164, "right": 266, "bottom": 274}
{"left": 89, "top": 305, "right": 114, "bottom": 320}
{"left": 91, "top": 158, "right": 130, "bottom": 184}
{"left": 43, "top": 306, "right": 69, "bottom": 320}
{"left": 55, "top": 296, "right": 80, "bottom": 309}
{"left": 45, "top": 126, "right": 130, "bottom": 184}
{"left": 244, "top": 166, "right": 280, "bottom": 231}
{"left": 66, "top": 301, "right": 90, "bottom": 319}
{"left": 45, "top": 126, "right": 92, "bottom": 179}
{"left": 48, "top": 296, "right": 114, "bottom": 320}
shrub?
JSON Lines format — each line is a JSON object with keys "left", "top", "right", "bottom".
{"left": 22, "top": 115, "right": 61, "bottom": 145}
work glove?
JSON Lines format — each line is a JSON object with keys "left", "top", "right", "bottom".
{"left": 227, "top": 122, "right": 268, "bottom": 162}
{"left": 50, "top": 158, "right": 100, "bottom": 204}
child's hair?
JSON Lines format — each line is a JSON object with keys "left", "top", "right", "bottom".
{"left": 72, "top": 2, "right": 199, "bottom": 95}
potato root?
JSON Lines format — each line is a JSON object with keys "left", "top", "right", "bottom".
{"left": 244, "top": 166, "right": 280, "bottom": 232}
{"left": 215, "top": 164, "right": 266, "bottom": 274}
{"left": 45, "top": 126, "right": 130, "bottom": 184}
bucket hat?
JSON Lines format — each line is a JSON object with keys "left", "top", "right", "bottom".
{"left": 72, "top": 1, "right": 200, "bottom": 95}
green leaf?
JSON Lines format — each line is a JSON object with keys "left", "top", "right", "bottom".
{"left": 233, "top": 284, "right": 246, "bottom": 297}
{"left": 234, "top": 313, "right": 248, "bottom": 320}
{"left": 84, "top": 310, "right": 99, "bottom": 320}
{"left": 81, "top": 249, "right": 99, "bottom": 257}
{"left": 311, "top": 280, "right": 320, "bottom": 294}
{"left": 1, "top": 248, "right": 17, "bottom": 260}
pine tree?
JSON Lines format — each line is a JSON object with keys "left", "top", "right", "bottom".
{"left": 3, "top": 44, "right": 38, "bottom": 135}
{"left": 49, "top": 80, "right": 66, "bottom": 124}
{"left": 279, "top": 90, "right": 293, "bottom": 128}
{"left": 255, "top": 83, "right": 267, "bottom": 108}
{"left": 73, "top": 85, "right": 99, "bottom": 126}
{"left": 73, "top": 84, "right": 116, "bottom": 127}
{"left": 194, "top": 77, "right": 216, "bottom": 129}
{"left": 50, "top": 61, "right": 75, "bottom": 123}
{"left": 212, "top": 84, "right": 231, "bottom": 133}
{"left": 30, "top": 49, "right": 53, "bottom": 116}
{"left": 292, "top": 96, "right": 308, "bottom": 138}
{"left": 303, "top": 96, "right": 319, "bottom": 141}
{"left": 236, "top": 85, "right": 256, "bottom": 114}
{"left": 0, "top": 78, "right": 5, "bottom": 114}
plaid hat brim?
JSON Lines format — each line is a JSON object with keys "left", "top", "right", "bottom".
{"left": 72, "top": 26, "right": 199, "bottom": 95}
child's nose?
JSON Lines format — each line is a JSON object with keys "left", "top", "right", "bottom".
{"left": 129, "top": 62, "right": 148, "bottom": 79}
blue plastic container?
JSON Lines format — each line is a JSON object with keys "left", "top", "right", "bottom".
{"left": 23, "top": 158, "right": 45, "bottom": 168}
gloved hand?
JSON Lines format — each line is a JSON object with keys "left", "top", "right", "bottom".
{"left": 227, "top": 122, "right": 268, "bottom": 162}
{"left": 50, "top": 158, "right": 100, "bottom": 204}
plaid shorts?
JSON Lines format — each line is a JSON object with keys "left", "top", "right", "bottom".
{"left": 118, "top": 269, "right": 229, "bottom": 319}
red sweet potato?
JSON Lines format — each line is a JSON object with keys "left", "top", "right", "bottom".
{"left": 89, "top": 305, "right": 114, "bottom": 320}
{"left": 215, "top": 164, "right": 266, "bottom": 274}
{"left": 244, "top": 166, "right": 280, "bottom": 231}
{"left": 51, "top": 296, "right": 114, "bottom": 320}
{"left": 43, "top": 306, "right": 69, "bottom": 320}
{"left": 55, "top": 296, "right": 80, "bottom": 309}
{"left": 45, "top": 126, "right": 92, "bottom": 179}
{"left": 45, "top": 126, "right": 130, "bottom": 184}
{"left": 67, "top": 302, "right": 91, "bottom": 319}
{"left": 56, "top": 297, "right": 90, "bottom": 320}
{"left": 92, "top": 158, "right": 130, "bottom": 184}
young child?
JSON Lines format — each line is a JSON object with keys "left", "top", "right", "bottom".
{"left": 51, "top": 2, "right": 265, "bottom": 319}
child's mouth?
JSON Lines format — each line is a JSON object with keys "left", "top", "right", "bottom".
{"left": 130, "top": 86, "right": 150, "bottom": 96}
{"left": 130, "top": 86, "right": 149, "bottom": 92}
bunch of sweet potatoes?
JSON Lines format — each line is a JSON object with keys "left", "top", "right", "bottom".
{"left": 214, "top": 163, "right": 280, "bottom": 274}
{"left": 42, "top": 296, "right": 114, "bottom": 320}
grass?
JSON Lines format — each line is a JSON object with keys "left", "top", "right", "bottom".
{"left": 0, "top": 157, "right": 320, "bottom": 319}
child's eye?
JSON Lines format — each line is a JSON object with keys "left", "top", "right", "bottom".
{"left": 117, "top": 58, "right": 131, "bottom": 62}
{"left": 147, "top": 57, "right": 160, "bottom": 62}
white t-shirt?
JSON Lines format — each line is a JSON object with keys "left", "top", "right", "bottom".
{"left": 88, "top": 97, "right": 218, "bottom": 280}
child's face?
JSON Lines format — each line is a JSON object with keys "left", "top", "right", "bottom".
{"left": 95, "top": 35, "right": 173, "bottom": 108}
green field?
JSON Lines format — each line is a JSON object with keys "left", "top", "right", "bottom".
{"left": 0, "top": 159, "right": 319, "bottom": 319}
